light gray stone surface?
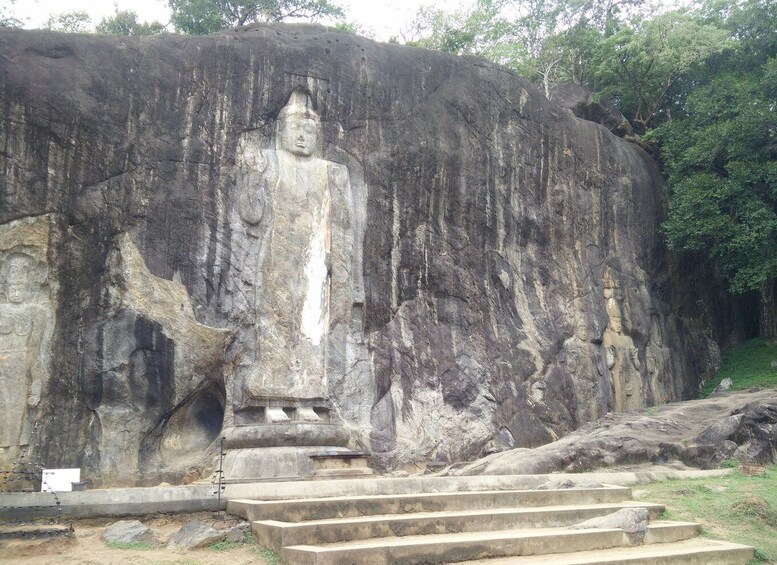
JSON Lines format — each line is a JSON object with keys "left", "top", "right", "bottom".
{"left": 714, "top": 377, "right": 734, "bottom": 392}
{"left": 225, "top": 522, "right": 250, "bottom": 543}
{"left": 0, "top": 216, "right": 55, "bottom": 470}
{"left": 168, "top": 520, "right": 224, "bottom": 550}
{"left": 454, "top": 389, "right": 777, "bottom": 475}
{"left": 102, "top": 519, "right": 160, "bottom": 547}
{"left": 571, "top": 507, "right": 649, "bottom": 535}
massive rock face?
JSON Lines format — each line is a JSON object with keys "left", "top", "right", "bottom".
{"left": 0, "top": 24, "right": 725, "bottom": 484}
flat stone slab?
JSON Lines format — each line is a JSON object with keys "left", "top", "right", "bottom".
{"left": 0, "top": 524, "right": 72, "bottom": 540}
{"left": 230, "top": 486, "right": 633, "bottom": 522}
{"left": 454, "top": 538, "right": 755, "bottom": 564}
{"left": 253, "top": 501, "right": 665, "bottom": 551}
{"left": 282, "top": 522, "right": 700, "bottom": 565}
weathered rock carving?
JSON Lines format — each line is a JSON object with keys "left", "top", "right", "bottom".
{"left": 239, "top": 88, "right": 347, "bottom": 404}
{"left": 0, "top": 216, "right": 55, "bottom": 468}
{"left": 0, "top": 256, "right": 48, "bottom": 449}
{"left": 0, "top": 25, "right": 737, "bottom": 483}
{"left": 221, "top": 87, "right": 365, "bottom": 480}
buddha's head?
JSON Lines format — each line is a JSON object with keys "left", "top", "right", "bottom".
{"left": 276, "top": 88, "right": 321, "bottom": 157}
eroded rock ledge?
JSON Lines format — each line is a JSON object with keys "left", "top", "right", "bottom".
{"left": 452, "top": 388, "right": 777, "bottom": 475}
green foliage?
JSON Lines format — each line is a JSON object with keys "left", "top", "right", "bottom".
{"left": 334, "top": 21, "right": 373, "bottom": 38}
{"left": 649, "top": 0, "right": 777, "bottom": 296}
{"left": 96, "top": 9, "right": 166, "bottom": 36}
{"left": 638, "top": 466, "right": 777, "bottom": 562}
{"left": 168, "top": 0, "right": 344, "bottom": 34}
{"left": 591, "top": 11, "right": 730, "bottom": 130}
{"left": 408, "top": 0, "right": 498, "bottom": 56}
{"left": 45, "top": 10, "right": 93, "bottom": 33}
{"left": 720, "top": 459, "right": 741, "bottom": 468}
{"left": 208, "top": 539, "right": 244, "bottom": 551}
{"left": 701, "top": 338, "right": 777, "bottom": 397}
{"left": 0, "top": 0, "right": 21, "bottom": 28}
{"left": 207, "top": 531, "right": 254, "bottom": 551}
{"left": 105, "top": 540, "right": 153, "bottom": 550}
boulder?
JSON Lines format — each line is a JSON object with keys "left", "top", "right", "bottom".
{"left": 224, "top": 522, "right": 251, "bottom": 543}
{"left": 168, "top": 520, "right": 224, "bottom": 550}
{"left": 102, "top": 520, "right": 159, "bottom": 547}
{"left": 454, "top": 388, "right": 777, "bottom": 474}
{"left": 552, "top": 83, "right": 635, "bottom": 138}
{"left": 713, "top": 377, "right": 734, "bottom": 393}
{"left": 571, "top": 507, "right": 649, "bottom": 536}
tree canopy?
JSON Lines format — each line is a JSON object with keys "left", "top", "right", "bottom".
{"left": 0, "top": 0, "right": 21, "bottom": 28}
{"left": 412, "top": 0, "right": 777, "bottom": 334}
{"left": 96, "top": 9, "right": 166, "bottom": 36}
{"left": 45, "top": 10, "right": 92, "bottom": 33}
{"left": 650, "top": 0, "right": 777, "bottom": 298}
{"left": 168, "top": 0, "right": 344, "bottom": 35}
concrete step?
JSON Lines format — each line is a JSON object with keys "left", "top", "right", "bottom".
{"left": 254, "top": 501, "right": 665, "bottom": 551}
{"left": 453, "top": 537, "right": 755, "bottom": 564}
{"left": 229, "top": 486, "right": 632, "bottom": 522}
{"left": 281, "top": 521, "right": 700, "bottom": 565}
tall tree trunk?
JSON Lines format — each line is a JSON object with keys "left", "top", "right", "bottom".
{"left": 760, "top": 278, "right": 777, "bottom": 338}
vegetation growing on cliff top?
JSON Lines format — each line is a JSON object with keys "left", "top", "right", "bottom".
{"left": 167, "top": 0, "right": 344, "bottom": 35}
{"left": 412, "top": 0, "right": 777, "bottom": 336}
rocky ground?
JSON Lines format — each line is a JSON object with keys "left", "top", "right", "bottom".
{"left": 0, "top": 512, "right": 271, "bottom": 565}
{"left": 451, "top": 388, "right": 777, "bottom": 475}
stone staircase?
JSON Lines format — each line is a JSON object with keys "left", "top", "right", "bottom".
{"left": 227, "top": 476, "right": 754, "bottom": 564}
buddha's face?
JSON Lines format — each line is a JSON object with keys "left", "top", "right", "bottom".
{"left": 6, "top": 282, "right": 25, "bottom": 304}
{"left": 280, "top": 114, "right": 318, "bottom": 157}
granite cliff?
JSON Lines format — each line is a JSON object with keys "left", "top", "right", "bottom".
{"left": 0, "top": 24, "right": 738, "bottom": 485}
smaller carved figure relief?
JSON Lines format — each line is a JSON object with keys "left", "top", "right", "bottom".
{"left": 0, "top": 254, "right": 51, "bottom": 454}
{"left": 603, "top": 287, "right": 624, "bottom": 333}
{"left": 602, "top": 275, "right": 643, "bottom": 411}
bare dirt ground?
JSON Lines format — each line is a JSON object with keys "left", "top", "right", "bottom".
{"left": 0, "top": 512, "right": 273, "bottom": 565}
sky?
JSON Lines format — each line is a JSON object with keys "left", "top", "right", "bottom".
{"left": 6, "top": 0, "right": 470, "bottom": 41}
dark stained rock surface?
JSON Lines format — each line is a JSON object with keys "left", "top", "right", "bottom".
{"left": 552, "top": 83, "right": 635, "bottom": 140}
{"left": 452, "top": 388, "right": 777, "bottom": 475}
{"left": 0, "top": 24, "right": 741, "bottom": 484}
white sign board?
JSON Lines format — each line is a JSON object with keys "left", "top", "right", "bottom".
{"left": 41, "top": 468, "right": 81, "bottom": 492}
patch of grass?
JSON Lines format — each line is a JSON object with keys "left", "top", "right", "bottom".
{"left": 105, "top": 540, "right": 154, "bottom": 550}
{"left": 702, "top": 338, "right": 777, "bottom": 397}
{"left": 253, "top": 546, "right": 281, "bottom": 564}
{"left": 207, "top": 532, "right": 254, "bottom": 551}
{"left": 208, "top": 539, "right": 243, "bottom": 551}
{"left": 640, "top": 465, "right": 777, "bottom": 563}
{"left": 720, "top": 459, "right": 741, "bottom": 469}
